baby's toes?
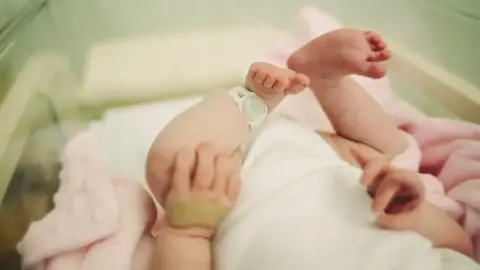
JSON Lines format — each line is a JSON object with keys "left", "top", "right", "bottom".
{"left": 365, "top": 31, "right": 388, "bottom": 52}
{"left": 368, "top": 50, "right": 391, "bottom": 62}
{"left": 262, "top": 74, "right": 276, "bottom": 89}
{"left": 285, "top": 73, "right": 310, "bottom": 95}
{"left": 254, "top": 70, "right": 268, "bottom": 85}
{"left": 273, "top": 77, "right": 289, "bottom": 92}
{"left": 360, "top": 62, "right": 386, "bottom": 79}
{"left": 372, "top": 41, "right": 386, "bottom": 52}
{"left": 295, "top": 73, "right": 310, "bottom": 86}
{"left": 365, "top": 31, "right": 381, "bottom": 45}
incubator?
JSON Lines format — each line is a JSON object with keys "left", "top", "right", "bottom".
{"left": 0, "top": 0, "right": 479, "bottom": 269}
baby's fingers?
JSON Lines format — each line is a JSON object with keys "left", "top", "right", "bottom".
{"left": 226, "top": 150, "right": 243, "bottom": 201}
{"left": 372, "top": 176, "right": 400, "bottom": 213}
{"left": 212, "top": 149, "right": 242, "bottom": 197}
{"left": 350, "top": 149, "right": 389, "bottom": 188}
{"left": 227, "top": 172, "right": 241, "bottom": 201}
{"left": 193, "top": 144, "right": 216, "bottom": 190}
{"left": 388, "top": 171, "right": 425, "bottom": 213}
{"left": 401, "top": 172, "right": 425, "bottom": 202}
{"left": 212, "top": 154, "right": 231, "bottom": 193}
{"left": 361, "top": 159, "right": 388, "bottom": 188}
{"left": 172, "top": 148, "right": 195, "bottom": 195}
{"left": 376, "top": 211, "right": 415, "bottom": 231}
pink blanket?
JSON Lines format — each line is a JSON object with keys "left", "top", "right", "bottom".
{"left": 17, "top": 131, "right": 156, "bottom": 270}
{"left": 16, "top": 5, "right": 480, "bottom": 268}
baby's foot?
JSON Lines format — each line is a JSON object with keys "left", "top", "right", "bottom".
{"left": 287, "top": 29, "right": 390, "bottom": 87}
{"left": 246, "top": 62, "right": 310, "bottom": 111}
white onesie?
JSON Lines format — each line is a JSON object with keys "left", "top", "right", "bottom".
{"left": 214, "top": 115, "right": 477, "bottom": 270}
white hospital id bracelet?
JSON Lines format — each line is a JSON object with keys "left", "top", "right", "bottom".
{"left": 227, "top": 86, "right": 268, "bottom": 129}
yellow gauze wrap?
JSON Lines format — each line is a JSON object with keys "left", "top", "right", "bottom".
{"left": 165, "top": 198, "right": 228, "bottom": 229}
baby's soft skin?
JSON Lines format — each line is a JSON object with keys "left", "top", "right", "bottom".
{"left": 288, "top": 29, "right": 408, "bottom": 158}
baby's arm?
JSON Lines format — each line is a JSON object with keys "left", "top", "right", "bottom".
{"left": 380, "top": 200, "right": 474, "bottom": 259}
{"left": 153, "top": 227, "right": 212, "bottom": 270}
{"left": 413, "top": 202, "right": 474, "bottom": 259}
{"left": 354, "top": 152, "right": 474, "bottom": 259}
{"left": 312, "top": 78, "right": 407, "bottom": 157}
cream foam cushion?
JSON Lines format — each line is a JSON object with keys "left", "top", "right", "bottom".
{"left": 81, "top": 27, "right": 280, "bottom": 105}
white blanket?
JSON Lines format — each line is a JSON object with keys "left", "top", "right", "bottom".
{"left": 90, "top": 96, "right": 203, "bottom": 186}
{"left": 214, "top": 115, "right": 477, "bottom": 270}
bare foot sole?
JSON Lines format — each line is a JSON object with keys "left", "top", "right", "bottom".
{"left": 287, "top": 29, "right": 391, "bottom": 86}
{"left": 246, "top": 62, "right": 310, "bottom": 110}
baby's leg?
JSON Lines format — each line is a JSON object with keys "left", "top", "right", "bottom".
{"left": 288, "top": 30, "right": 407, "bottom": 158}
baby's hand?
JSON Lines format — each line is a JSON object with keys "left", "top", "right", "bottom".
{"left": 365, "top": 163, "right": 423, "bottom": 215}
{"left": 352, "top": 149, "right": 424, "bottom": 215}
{"left": 164, "top": 144, "right": 242, "bottom": 238}
{"left": 353, "top": 150, "right": 474, "bottom": 258}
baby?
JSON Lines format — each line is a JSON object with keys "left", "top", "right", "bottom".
{"left": 147, "top": 29, "right": 475, "bottom": 269}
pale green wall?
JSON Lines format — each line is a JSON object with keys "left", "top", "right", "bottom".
{"left": 0, "top": 0, "right": 32, "bottom": 27}
{"left": 36, "top": 0, "right": 479, "bottom": 87}
{"left": 1, "top": 0, "right": 62, "bottom": 102}
{"left": 43, "top": 0, "right": 337, "bottom": 73}
{"left": 344, "top": 0, "right": 480, "bottom": 87}
{"left": 337, "top": 0, "right": 480, "bottom": 116}
{"left": 3, "top": 0, "right": 479, "bottom": 117}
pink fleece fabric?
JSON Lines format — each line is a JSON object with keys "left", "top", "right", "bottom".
{"left": 17, "top": 131, "right": 155, "bottom": 270}
{"left": 16, "top": 5, "right": 480, "bottom": 267}
{"left": 271, "top": 6, "right": 480, "bottom": 261}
